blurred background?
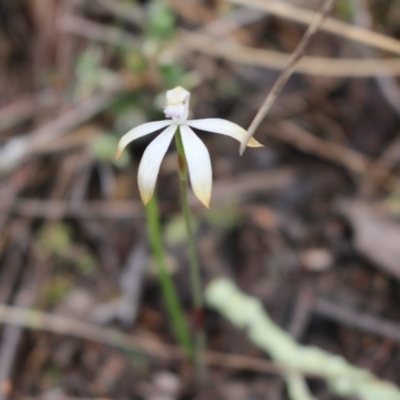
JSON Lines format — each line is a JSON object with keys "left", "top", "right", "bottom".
{"left": 1, "top": 0, "right": 400, "bottom": 399}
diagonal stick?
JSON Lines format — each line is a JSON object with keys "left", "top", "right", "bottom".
{"left": 240, "top": 0, "right": 337, "bottom": 154}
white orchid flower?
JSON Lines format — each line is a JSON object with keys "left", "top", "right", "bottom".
{"left": 116, "top": 86, "right": 263, "bottom": 208}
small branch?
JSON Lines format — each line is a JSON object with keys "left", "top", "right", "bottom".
{"left": 240, "top": 0, "right": 337, "bottom": 154}
{"left": 0, "top": 288, "right": 34, "bottom": 400}
{"left": 206, "top": 279, "right": 400, "bottom": 399}
{"left": 11, "top": 200, "right": 143, "bottom": 220}
{"left": 60, "top": 15, "right": 140, "bottom": 50}
{"left": 0, "top": 304, "right": 283, "bottom": 376}
{"left": 228, "top": 0, "right": 400, "bottom": 56}
{"left": 314, "top": 297, "right": 400, "bottom": 343}
{"left": 94, "top": 0, "right": 144, "bottom": 26}
{"left": 0, "top": 76, "right": 129, "bottom": 173}
{"left": 11, "top": 169, "right": 294, "bottom": 217}
{"left": 180, "top": 31, "right": 400, "bottom": 77}
{"left": 0, "top": 91, "right": 59, "bottom": 133}
{"left": 264, "top": 121, "right": 400, "bottom": 194}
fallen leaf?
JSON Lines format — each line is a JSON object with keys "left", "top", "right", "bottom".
{"left": 338, "top": 200, "right": 400, "bottom": 280}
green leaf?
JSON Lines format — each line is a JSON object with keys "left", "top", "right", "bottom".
{"left": 147, "top": 1, "right": 175, "bottom": 39}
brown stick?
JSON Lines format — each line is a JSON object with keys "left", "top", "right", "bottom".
{"left": 228, "top": 0, "right": 400, "bottom": 56}
{"left": 0, "top": 289, "right": 34, "bottom": 400}
{"left": 11, "top": 168, "right": 295, "bottom": 219}
{"left": 180, "top": 31, "right": 400, "bottom": 77}
{"left": 0, "top": 91, "right": 59, "bottom": 133}
{"left": 0, "top": 304, "right": 283, "bottom": 376}
{"left": 240, "top": 0, "right": 337, "bottom": 153}
{"left": 314, "top": 297, "right": 400, "bottom": 343}
{"left": 60, "top": 15, "right": 140, "bottom": 50}
{"left": 0, "top": 76, "right": 129, "bottom": 173}
{"left": 264, "top": 121, "right": 400, "bottom": 193}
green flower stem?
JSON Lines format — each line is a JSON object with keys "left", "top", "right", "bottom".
{"left": 145, "top": 193, "right": 193, "bottom": 357}
{"left": 175, "top": 128, "right": 206, "bottom": 381}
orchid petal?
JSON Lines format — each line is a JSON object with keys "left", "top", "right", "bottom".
{"left": 187, "top": 118, "right": 263, "bottom": 148}
{"left": 138, "top": 124, "right": 177, "bottom": 204}
{"left": 116, "top": 120, "right": 172, "bottom": 159}
{"left": 180, "top": 125, "right": 212, "bottom": 208}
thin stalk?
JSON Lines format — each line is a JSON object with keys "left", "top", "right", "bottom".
{"left": 145, "top": 193, "right": 193, "bottom": 357}
{"left": 174, "top": 128, "right": 206, "bottom": 381}
{"left": 239, "top": 0, "right": 337, "bottom": 153}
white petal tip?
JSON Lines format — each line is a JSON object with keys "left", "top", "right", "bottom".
{"left": 179, "top": 125, "right": 212, "bottom": 210}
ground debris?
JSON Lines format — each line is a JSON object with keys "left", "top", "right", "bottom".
{"left": 337, "top": 199, "right": 400, "bottom": 280}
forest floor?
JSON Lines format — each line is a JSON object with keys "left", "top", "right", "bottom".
{"left": 1, "top": 1, "right": 400, "bottom": 399}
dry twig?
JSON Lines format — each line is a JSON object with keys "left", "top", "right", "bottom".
{"left": 240, "top": 0, "right": 337, "bottom": 153}
{"left": 0, "top": 91, "right": 58, "bottom": 133}
{"left": 0, "top": 304, "right": 283, "bottom": 376}
{"left": 314, "top": 297, "right": 400, "bottom": 343}
{"left": 180, "top": 32, "right": 400, "bottom": 77}
{"left": 60, "top": 15, "right": 140, "bottom": 50}
{"left": 12, "top": 168, "right": 294, "bottom": 219}
{"left": 264, "top": 121, "right": 400, "bottom": 193}
{"left": 228, "top": 0, "right": 400, "bottom": 55}
{"left": 94, "top": 0, "right": 144, "bottom": 26}
{"left": 0, "top": 286, "right": 34, "bottom": 400}
{"left": 0, "top": 76, "right": 129, "bottom": 173}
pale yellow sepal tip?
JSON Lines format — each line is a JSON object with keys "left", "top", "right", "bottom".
{"left": 240, "top": 137, "right": 263, "bottom": 155}
{"left": 140, "top": 192, "right": 153, "bottom": 206}
{"left": 248, "top": 138, "right": 264, "bottom": 148}
{"left": 115, "top": 147, "right": 123, "bottom": 161}
{"left": 196, "top": 193, "right": 210, "bottom": 209}
{"left": 201, "top": 199, "right": 210, "bottom": 209}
